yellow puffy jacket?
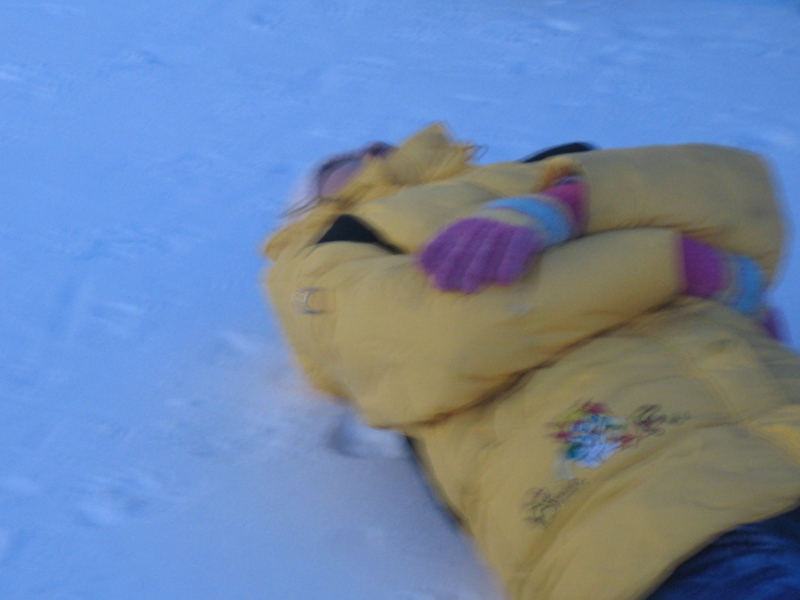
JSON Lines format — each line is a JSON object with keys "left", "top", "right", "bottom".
{"left": 263, "top": 124, "right": 800, "bottom": 600}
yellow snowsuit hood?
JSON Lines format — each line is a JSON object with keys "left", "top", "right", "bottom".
{"left": 263, "top": 124, "right": 800, "bottom": 599}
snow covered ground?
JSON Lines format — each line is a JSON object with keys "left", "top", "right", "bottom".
{"left": 1, "top": 0, "right": 798, "bottom": 598}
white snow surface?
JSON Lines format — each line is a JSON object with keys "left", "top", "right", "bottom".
{"left": 1, "top": 0, "right": 799, "bottom": 598}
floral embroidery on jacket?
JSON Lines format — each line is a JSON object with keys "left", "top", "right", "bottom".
{"left": 550, "top": 401, "right": 690, "bottom": 470}
{"left": 523, "top": 402, "right": 690, "bottom": 527}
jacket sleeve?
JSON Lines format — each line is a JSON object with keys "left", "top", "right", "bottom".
{"left": 291, "top": 227, "right": 683, "bottom": 428}
{"left": 356, "top": 145, "right": 786, "bottom": 280}
{"left": 566, "top": 144, "right": 786, "bottom": 279}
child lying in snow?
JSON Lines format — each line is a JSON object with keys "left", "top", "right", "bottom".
{"left": 263, "top": 124, "right": 800, "bottom": 600}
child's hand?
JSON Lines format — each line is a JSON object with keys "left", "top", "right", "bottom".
{"left": 419, "top": 177, "right": 587, "bottom": 293}
{"left": 419, "top": 217, "right": 545, "bottom": 292}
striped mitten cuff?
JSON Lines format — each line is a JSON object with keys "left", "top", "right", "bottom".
{"left": 680, "top": 236, "right": 765, "bottom": 316}
{"left": 474, "top": 176, "right": 587, "bottom": 249}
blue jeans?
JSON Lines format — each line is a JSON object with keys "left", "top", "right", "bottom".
{"left": 648, "top": 506, "right": 800, "bottom": 600}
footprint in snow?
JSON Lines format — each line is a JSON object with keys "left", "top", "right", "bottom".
{"left": 246, "top": 9, "right": 287, "bottom": 33}
{"left": 329, "top": 410, "right": 410, "bottom": 459}
{"left": 74, "top": 472, "right": 164, "bottom": 528}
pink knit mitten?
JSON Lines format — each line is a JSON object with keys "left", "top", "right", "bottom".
{"left": 420, "top": 178, "right": 587, "bottom": 293}
{"left": 680, "top": 236, "right": 765, "bottom": 315}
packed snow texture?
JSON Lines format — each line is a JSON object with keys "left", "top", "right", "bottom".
{"left": 1, "top": 0, "right": 799, "bottom": 598}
